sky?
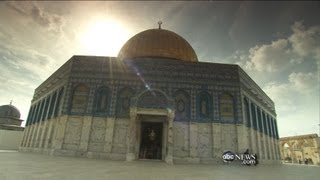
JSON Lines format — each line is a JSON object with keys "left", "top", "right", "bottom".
{"left": 0, "top": 1, "right": 319, "bottom": 138}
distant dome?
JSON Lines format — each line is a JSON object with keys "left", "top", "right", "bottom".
{"left": 118, "top": 28, "right": 198, "bottom": 62}
{"left": 0, "top": 105, "right": 21, "bottom": 119}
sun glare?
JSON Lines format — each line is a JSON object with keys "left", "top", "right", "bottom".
{"left": 80, "top": 19, "right": 130, "bottom": 56}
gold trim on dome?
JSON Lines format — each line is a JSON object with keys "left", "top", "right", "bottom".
{"left": 118, "top": 29, "right": 198, "bottom": 62}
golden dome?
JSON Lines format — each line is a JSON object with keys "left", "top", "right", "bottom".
{"left": 118, "top": 28, "right": 198, "bottom": 62}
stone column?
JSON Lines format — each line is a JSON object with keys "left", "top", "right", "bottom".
{"left": 270, "top": 118, "right": 276, "bottom": 160}
{"left": 44, "top": 119, "right": 53, "bottom": 149}
{"left": 25, "top": 106, "right": 36, "bottom": 148}
{"left": 189, "top": 122, "right": 198, "bottom": 160}
{"left": 51, "top": 90, "right": 59, "bottom": 119}
{"left": 34, "top": 99, "right": 46, "bottom": 148}
{"left": 44, "top": 92, "right": 59, "bottom": 149}
{"left": 165, "top": 111, "right": 174, "bottom": 164}
{"left": 52, "top": 116, "right": 68, "bottom": 150}
{"left": 267, "top": 116, "right": 275, "bottom": 160}
{"left": 260, "top": 108, "right": 267, "bottom": 159}
{"left": 254, "top": 106, "right": 262, "bottom": 158}
{"left": 21, "top": 107, "right": 32, "bottom": 147}
{"left": 237, "top": 95, "right": 249, "bottom": 154}
{"left": 274, "top": 121, "right": 280, "bottom": 160}
{"left": 104, "top": 117, "right": 115, "bottom": 153}
{"left": 48, "top": 120, "right": 57, "bottom": 150}
{"left": 26, "top": 125, "right": 35, "bottom": 148}
{"left": 39, "top": 95, "right": 51, "bottom": 149}
{"left": 188, "top": 89, "right": 199, "bottom": 163}
{"left": 248, "top": 100, "right": 256, "bottom": 153}
{"left": 265, "top": 114, "right": 271, "bottom": 160}
{"left": 126, "top": 108, "right": 138, "bottom": 161}
{"left": 29, "top": 102, "right": 41, "bottom": 148}
{"left": 261, "top": 111, "right": 268, "bottom": 160}
{"left": 212, "top": 123, "right": 222, "bottom": 162}
{"left": 20, "top": 126, "right": 29, "bottom": 148}
{"left": 39, "top": 120, "right": 48, "bottom": 148}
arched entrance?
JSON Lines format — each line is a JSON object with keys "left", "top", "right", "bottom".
{"left": 126, "top": 89, "right": 174, "bottom": 164}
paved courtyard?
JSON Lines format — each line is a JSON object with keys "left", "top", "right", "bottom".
{"left": 0, "top": 150, "right": 319, "bottom": 180}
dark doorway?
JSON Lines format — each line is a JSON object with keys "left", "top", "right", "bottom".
{"left": 139, "top": 122, "right": 163, "bottom": 160}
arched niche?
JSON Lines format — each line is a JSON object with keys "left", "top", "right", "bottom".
{"left": 70, "top": 84, "right": 89, "bottom": 114}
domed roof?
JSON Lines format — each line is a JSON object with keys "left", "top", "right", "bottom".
{"left": 0, "top": 104, "right": 21, "bottom": 119}
{"left": 118, "top": 28, "right": 198, "bottom": 62}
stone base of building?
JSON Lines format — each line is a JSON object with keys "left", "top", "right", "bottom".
{"left": 19, "top": 147, "right": 281, "bottom": 165}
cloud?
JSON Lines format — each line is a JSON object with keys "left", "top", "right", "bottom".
{"left": 30, "top": 3, "right": 51, "bottom": 27}
{"left": 263, "top": 71, "right": 319, "bottom": 137}
{"left": 6, "top": 1, "right": 65, "bottom": 35}
{"left": 248, "top": 39, "right": 296, "bottom": 72}
{"left": 236, "top": 21, "right": 320, "bottom": 73}
{"left": 288, "top": 72, "right": 318, "bottom": 93}
{"left": 229, "top": 21, "right": 320, "bottom": 137}
{"left": 289, "top": 21, "right": 320, "bottom": 59}
{"left": 264, "top": 72, "right": 317, "bottom": 98}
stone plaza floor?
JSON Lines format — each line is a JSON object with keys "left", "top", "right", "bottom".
{"left": 0, "top": 150, "right": 319, "bottom": 180}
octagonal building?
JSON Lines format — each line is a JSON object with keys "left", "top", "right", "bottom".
{"left": 20, "top": 26, "right": 281, "bottom": 164}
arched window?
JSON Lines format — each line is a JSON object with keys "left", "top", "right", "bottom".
{"left": 70, "top": 84, "right": 89, "bottom": 114}
{"left": 116, "top": 87, "right": 134, "bottom": 117}
{"left": 94, "top": 86, "right": 110, "bottom": 114}
{"left": 220, "top": 93, "right": 234, "bottom": 120}
{"left": 174, "top": 90, "right": 190, "bottom": 121}
{"left": 198, "top": 92, "right": 211, "bottom": 119}
{"left": 137, "top": 90, "right": 168, "bottom": 109}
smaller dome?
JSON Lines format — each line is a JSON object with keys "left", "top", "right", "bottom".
{"left": 0, "top": 105, "right": 21, "bottom": 119}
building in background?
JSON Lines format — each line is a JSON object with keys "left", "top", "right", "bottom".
{"left": 0, "top": 103, "right": 24, "bottom": 150}
{"left": 19, "top": 24, "right": 281, "bottom": 164}
{"left": 280, "top": 134, "right": 320, "bottom": 165}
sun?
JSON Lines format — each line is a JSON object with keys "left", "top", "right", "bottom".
{"left": 80, "top": 19, "right": 130, "bottom": 56}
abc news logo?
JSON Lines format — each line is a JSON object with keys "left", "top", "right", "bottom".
{"left": 222, "top": 151, "right": 257, "bottom": 165}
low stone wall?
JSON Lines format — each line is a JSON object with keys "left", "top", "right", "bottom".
{"left": 0, "top": 129, "right": 24, "bottom": 150}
